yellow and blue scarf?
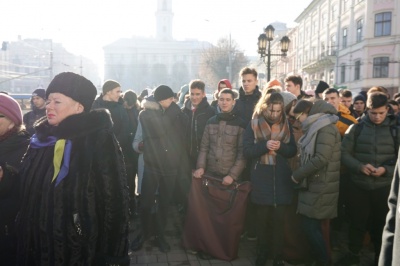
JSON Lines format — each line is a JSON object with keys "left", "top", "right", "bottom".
{"left": 30, "top": 134, "right": 72, "bottom": 187}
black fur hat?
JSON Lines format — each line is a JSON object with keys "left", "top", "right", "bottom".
{"left": 46, "top": 72, "right": 97, "bottom": 112}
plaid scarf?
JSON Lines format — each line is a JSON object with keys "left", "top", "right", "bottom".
{"left": 251, "top": 113, "right": 291, "bottom": 165}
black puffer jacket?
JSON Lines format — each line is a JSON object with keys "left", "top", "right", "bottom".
{"left": 182, "top": 97, "right": 216, "bottom": 167}
{"left": 16, "top": 110, "right": 130, "bottom": 266}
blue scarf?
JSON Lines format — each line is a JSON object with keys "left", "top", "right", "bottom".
{"left": 30, "top": 134, "right": 72, "bottom": 187}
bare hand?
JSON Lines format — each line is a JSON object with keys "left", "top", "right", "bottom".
{"left": 371, "top": 167, "right": 386, "bottom": 177}
{"left": 222, "top": 175, "right": 234, "bottom": 186}
{"left": 360, "top": 164, "right": 376, "bottom": 176}
{"left": 266, "top": 140, "right": 280, "bottom": 151}
{"left": 193, "top": 168, "right": 204, "bottom": 178}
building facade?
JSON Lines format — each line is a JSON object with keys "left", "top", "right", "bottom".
{"left": 272, "top": 0, "right": 399, "bottom": 95}
{"left": 0, "top": 37, "right": 100, "bottom": 93}
{"left": 103, "top": 0, "right": 211, "bottom": 92}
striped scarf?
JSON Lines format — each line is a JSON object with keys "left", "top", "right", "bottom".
{"left": 251, "top": 114, "right": 291, "bottom": 165}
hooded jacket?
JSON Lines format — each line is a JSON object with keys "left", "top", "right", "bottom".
{"left": 292, "top": 100, "right": 341, "bottom": 219}
{"left": 336, "top": 103, "right": 358, "bottom": 137}
{"left": 211, "top": 79, "right": 233, "bottom": 108}
{"left": 341, "top": 113, "right": 400, "bottom": 191}
{"left": 16, "top": 110, "right": 130, "bottom": 266}
{"left": 182, "top": 97, "right": 216, "bottom": 167}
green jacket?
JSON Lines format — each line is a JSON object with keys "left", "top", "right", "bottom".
{"left": 293, "top": 101, "right": 341, "bottom": 219}
{"left": 341, "top": 114, "right": 399, "bottom": 190}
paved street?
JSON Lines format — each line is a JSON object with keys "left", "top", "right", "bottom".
{"left": 128, "top": 206, "right": 375, "bottom": 266}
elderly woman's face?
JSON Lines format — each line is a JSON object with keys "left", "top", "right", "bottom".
{"left": 0, "top": 113, "right": 14, "bottom": 137}
{"left": 46, "top": 93, "right": 83, "bottom": 126}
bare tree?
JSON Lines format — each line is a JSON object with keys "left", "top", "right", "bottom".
{"left": 198, "top": 37, "right": 249, "bottom": 91}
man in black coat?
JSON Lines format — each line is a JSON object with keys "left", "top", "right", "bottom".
{"left": 182, "top": 79, "right": 216, "bottom": 168}
{"left": 23, "top": 88, "right": 46, "bottom": 135}
{"left": 234, "top": 67, "right": 261, "bottom": 240}
{"left": 139, "top": 85, "right": 189, "bottom": 252}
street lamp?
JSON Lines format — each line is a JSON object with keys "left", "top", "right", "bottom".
{"left": 257, "top": 25, "right": 290, "bottom": 82}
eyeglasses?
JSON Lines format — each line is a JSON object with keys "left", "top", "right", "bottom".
{"left": 295, "top": 112, "right": 303, "bottom": 120}
{"left": 0, "top": 115, "right": 6, "bottom": 118}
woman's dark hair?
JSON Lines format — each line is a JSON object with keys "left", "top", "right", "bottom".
{"left": 293, "top": 99, "right": 313, "bottom": 115}
{"left": 123, "top": 90, "right": 138, "bottom": 106}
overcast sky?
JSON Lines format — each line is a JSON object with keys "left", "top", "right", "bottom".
{"left": 1, "top": 0, "right": 312, "bottom": 65}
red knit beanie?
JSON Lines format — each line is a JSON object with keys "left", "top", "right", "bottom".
{"left": 0, "top": 94, "right": 23, "bottom": 126}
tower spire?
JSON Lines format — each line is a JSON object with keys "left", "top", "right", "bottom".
{"left": 156, "top": 0, "right": 173, "bottom": 41}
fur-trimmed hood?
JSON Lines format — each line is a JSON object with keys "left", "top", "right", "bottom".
{"left": 141, "top": 95, "right": 161, "bottom": 111}
{"left": 34, "top": 109, "right": 113, "bottom": 141}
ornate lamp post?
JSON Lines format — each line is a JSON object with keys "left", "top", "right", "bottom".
{"left": 257, "top": 25, "right": 290, "bottom": 82}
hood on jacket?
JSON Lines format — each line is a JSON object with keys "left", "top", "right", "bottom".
{"left": 217, "top": 79, "right": 232, "bottom": 91}
{"left": 309, "top": 100, "right": 338, "bottom": 116}
{"left": 178, "top": 84, "right": 189, "bottom": 107}
{"left": 141, "top": 95, "right": 161, "bottom": 111}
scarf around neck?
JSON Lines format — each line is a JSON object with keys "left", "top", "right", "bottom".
{"left": 298, "top": 113, "right": 338, "bottom": 166}
{"left": 30, "top": 134, "right": 72, "bottom": 187}
{"left": 251, "top": 113, "right": 290, "bottom": 165}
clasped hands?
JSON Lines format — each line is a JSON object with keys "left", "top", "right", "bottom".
{"left": 360, "top": 164, "right": 386, "bottom": 177}
{"left": 192, "top": 168, "right": 233, "bottom": 185}
{"left": 267, "top": 140, "right": 280, "bottom": 151}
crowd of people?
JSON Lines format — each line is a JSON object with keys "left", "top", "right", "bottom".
{"left": 1, "top": 68, "right": 400, "bottom": 266}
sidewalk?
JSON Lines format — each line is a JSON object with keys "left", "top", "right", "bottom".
{"left": 128, "top": 206, "right": 375, "bottom": 266}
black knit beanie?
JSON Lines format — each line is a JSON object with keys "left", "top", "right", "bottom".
{"left": 154, "top": 85, "right": 174, "bottom": 101}
{"left": 46, "top": 72, "right": 97, "bottom": 112}
{"left": 353, "top": 94, "right": 366, "bottom": 104}
{"left": 315, "top": 81, "right": 330, "bottom": 95}
{"left": 102, "top": 80, "right": 121, "bottom": 94}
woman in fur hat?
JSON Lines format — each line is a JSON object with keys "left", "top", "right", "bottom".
{"left": 16, "top": 72, "right": 130, "bottom": 265}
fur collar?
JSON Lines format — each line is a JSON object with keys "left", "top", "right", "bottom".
{"left": 142, "top": 97, "right": 161, "bottom": 111}
{"left": 34, "top": 109, "right": 113, "bottom": 141}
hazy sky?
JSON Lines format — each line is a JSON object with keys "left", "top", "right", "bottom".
{"left": 1, "top": 0, "right": 312, "bottom": 65}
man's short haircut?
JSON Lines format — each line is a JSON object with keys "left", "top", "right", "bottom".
{"left": 218, "top": 88, "right": 238, "bottom": 100}
{"left": 367, "top": 86, "right": 389, "bottom": 98}
{"left": 189, "top": 79, "right": 205, "bottom": 92}
{"left": 367, "top": 92, "right": 388, "bottom": 109}
{"left": 240, "top": 67, "right": 258, "bottom": 79}
{"left": 323, "top": 88, "right": 339, "bottom": 98}
{"left": 340, "top": 89, "right": 352, "bottom": 98}
{"left": 284, "top": 75, "right": 303, "bottom": 89}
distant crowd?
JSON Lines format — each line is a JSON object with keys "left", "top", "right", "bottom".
{"left": 1, "top": 68, "right": 400, "bottom": 266}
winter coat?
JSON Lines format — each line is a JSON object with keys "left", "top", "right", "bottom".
{"left": 243, "top": 120, "right": 297, "bottom": 205}
{"left": 235, "top": 86, "right": 262, "bottom": 126}
{"left": 16, "top": 110, "right": 130, "bottom": 266}
{"left": 133, "top": 121, "right": 144, "bottom": 194}
{"left": 182, "top": 97, "right": 216, "bottom": 167}
{"left": 380, "top": 158, "right": 400, "bottom": 265}
{"left": 0, "top": 129, "right": 30, "bottom": 265}
{"left": 92, "top": 95, "right": 132, "bottom": 156}
{"left": 139, "top": 100, "right": 189, "bottom": 174}
{"left": 23, "top": 107, "right": 46, "bottom": 136}
{"left": 341, "top": 114, "right": 399, "bottom": 191}
{"left": 196, "top": 111, "right": 246, "bottom": 180}
{"left": 292, "top": 101, "right": 341, "bottom": 219}
{"left": 336, "top": 103, "right": 358, "bottom": 137}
